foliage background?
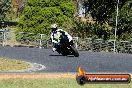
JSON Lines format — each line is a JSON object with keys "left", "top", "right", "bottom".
{"left": 1, "top": 0, "right": 132, "bottom": 41}
{"left": 72, "top": 0, "right": 132, "bottom": 40}
{"left": 0, "top": 0, "right": 11, "bottom": 21}
{"left": 18, "top": 0, "right": 75, "bottom": 35}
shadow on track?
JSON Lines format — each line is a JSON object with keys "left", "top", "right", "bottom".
{"left": 49, "top": 54, "right": 74, "bottom": 57}
{"left": 49, "top": 54, "right": 63, "bottom": 56}
{"left": 67, "top": 55, "right": 75, "bottom": 57}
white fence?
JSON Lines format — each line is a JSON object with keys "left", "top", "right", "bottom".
{"left": 1, "top": 31, "right": 132, "bottom": 53}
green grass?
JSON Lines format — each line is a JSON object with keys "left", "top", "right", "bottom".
{"left": 0, "top": 78, "right": 131, "bottom": 88}
{"left": 0, "top": 58, "right": 31, "bottom": 71}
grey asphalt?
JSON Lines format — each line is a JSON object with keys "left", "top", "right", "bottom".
{"left": 0, "top": 46, "right": 132, "bottom": 73}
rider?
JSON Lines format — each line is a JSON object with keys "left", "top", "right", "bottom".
{"left": 50, "top": 24, "right": 73, "bottom": 52}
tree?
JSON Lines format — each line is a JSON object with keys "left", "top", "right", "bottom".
{"left": 0, "top": 0, "right": 11, "bottom": 21}
{"left": 114, "top": 0, "right": 132, "bottom": 40}
{"left": 18, "top": 0, "right": 75, "bottom": 35}
{"left": 84, "top": 0, "right": 127, "bottom": 23}
{"left": 75, "top": 0, "right": 131, "bottom": 40}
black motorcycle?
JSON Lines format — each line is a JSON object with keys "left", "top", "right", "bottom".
{"left": 55, "top": 33, "right": 79, "bottom": 57}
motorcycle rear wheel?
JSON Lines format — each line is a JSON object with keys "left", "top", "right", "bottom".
{"left": 70, "top": 46, "right": 79, "bottom": 57}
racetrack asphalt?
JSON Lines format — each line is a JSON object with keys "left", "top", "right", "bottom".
{"left": 0, "top": 46, "right": 132, "bottom": 73}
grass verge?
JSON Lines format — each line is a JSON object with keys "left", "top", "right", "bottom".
{"left": 0, "top": 58, "right": 31, "bottom": 71}
{"left": 0, "top": 78, "right": 131, "bottom": 88}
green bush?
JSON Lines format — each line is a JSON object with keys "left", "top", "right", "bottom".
{"left": 18, "top": 0, "right": 75, "bottom": 35}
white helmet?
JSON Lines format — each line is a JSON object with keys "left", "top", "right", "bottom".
{"left": 51, "top": 24, "right": 57, "bottom": 29}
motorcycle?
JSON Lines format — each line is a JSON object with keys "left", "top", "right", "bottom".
{"left": 55, "top": 34, "right": 79, "bottom": 57}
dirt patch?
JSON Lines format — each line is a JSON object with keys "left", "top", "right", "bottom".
{"left": 0, "top": 73, "right": 131, "bottom": 79}
{"left": 0, "top": 73, "right": 76, "bottom": 79}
